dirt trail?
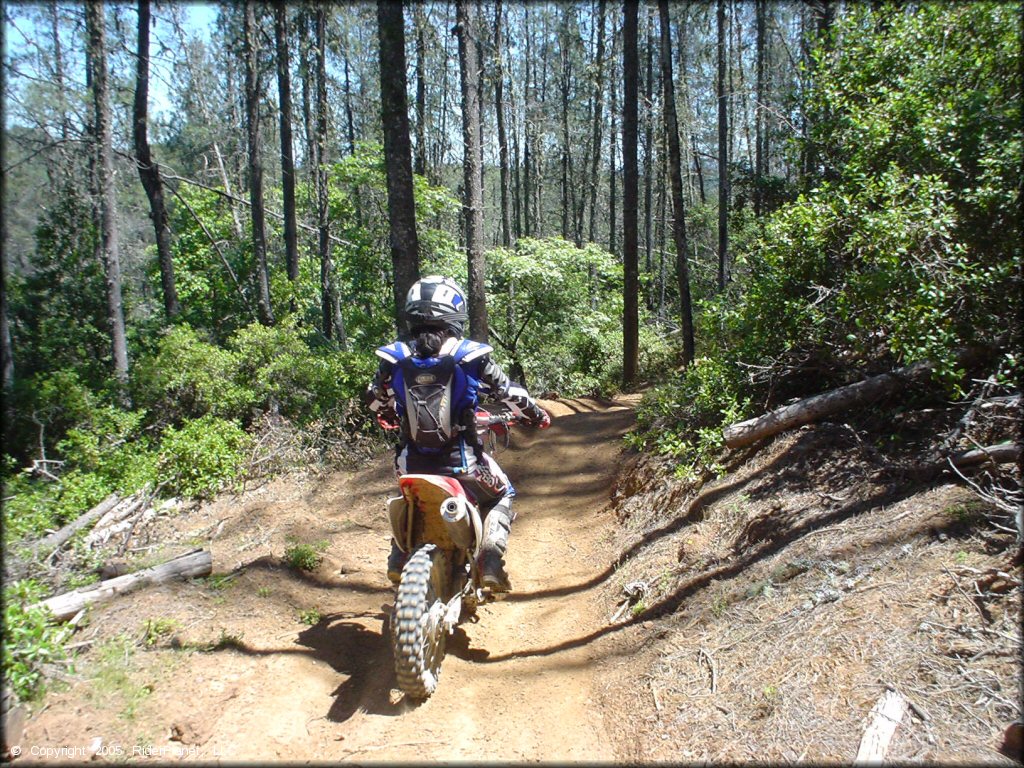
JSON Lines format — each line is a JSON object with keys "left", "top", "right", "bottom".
{"left": 21, "top": 397, "right": 637, "bottom": 763}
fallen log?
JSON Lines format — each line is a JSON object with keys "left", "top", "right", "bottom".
{"left": 30, "top": 493, "right": 121, "bottom": 557}
{"left": 949, "top": 443, "right": 1021, "bottom": 468}
{"left": 33, "top": 549, "right": 212, "bottom": 622}
{"left": 855, "top": 688, "right": 909, "bottom": 764}
{"left": 723, "top": 361, "right": 934, "bottom": 449}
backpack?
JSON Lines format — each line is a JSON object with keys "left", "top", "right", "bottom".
{"left": 375, "top": 338, "right": 492, "bottom": 453}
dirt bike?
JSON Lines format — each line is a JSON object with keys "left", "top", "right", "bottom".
{"left": 385, "top": 409, "right": 520, "bottom": 700}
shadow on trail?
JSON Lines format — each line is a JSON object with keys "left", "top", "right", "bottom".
{"left": 480, "top": 473, "right": 956, "bottom": 664}
{"left": 503, "top": 435, "right": 816, "bottom": 604}
{"left": 201, "top": 610, "right": 401, "bottom": 722}
{"left": 298, "top": 613, "right": 401, "bottom": 723}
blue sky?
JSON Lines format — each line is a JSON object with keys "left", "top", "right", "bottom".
{"left": 3, "top": 3, "right": 220, "bottom": 125}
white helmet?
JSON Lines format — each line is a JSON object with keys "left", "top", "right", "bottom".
{"left": 404, "top": 275, "right": 469, "bottom": 335}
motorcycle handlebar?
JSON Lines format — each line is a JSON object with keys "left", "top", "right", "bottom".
{"left": 475, "top": 410, "right": 522, "bottom": 427}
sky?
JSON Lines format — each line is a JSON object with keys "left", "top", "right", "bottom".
{"left": 2, "top": 3, "right": 220, "bottom": 127}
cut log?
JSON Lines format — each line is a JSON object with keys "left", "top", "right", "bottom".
{"left": 855, "top": 688, "right": 909, "bottom": 764}
{"left": 949, "top": 443, "right": 1020, "bottom": 468}
{"left": 723, "top": 362, "right": 934, "bottom": 449}
{"left": 33, "top": 549, "right": 212, "bottom": 622}
{"left": 30, "top": 493, "right": 121, "bottom": 556}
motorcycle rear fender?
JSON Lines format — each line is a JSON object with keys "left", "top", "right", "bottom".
{"left": 390, "top": 475, "right": 480, "bottom": 554}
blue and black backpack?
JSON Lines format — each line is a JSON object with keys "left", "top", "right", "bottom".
{"left": 375, "top": 339, "right": 493, "bottom": 454}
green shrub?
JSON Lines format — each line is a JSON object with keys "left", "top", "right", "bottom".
{"left": 133, "top": 324, "right": 255, "bottom": 425}
{"left": 228, "top": 319, "right": 376, "bottom": 423}
{"left": 156, "top": 415, "right": 251, "bottom": 499}
{"left": 283, "top": 540, "right": 328, "bottom": 571}
{"left": 722, "top": 3, "right": 1020, "bottom": 399}
{"left": 628, "top": 357, "right": 750, "bottom": 479}
{"left": 2, "top": 580, "right": 73, "bottom": 701}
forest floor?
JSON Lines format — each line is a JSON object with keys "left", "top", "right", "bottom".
{"left": 13, "top": 395, "right": 1022, "bottom": 764}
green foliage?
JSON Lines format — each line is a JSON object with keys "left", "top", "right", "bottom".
{"left": 744, "top": 2, "right": 1021, "bottom": 392}
{"left": 487, "top": 237, "right": 628, "bottom": 396}
{"left": 8, "top": 194, "right": 110, "bottom": 388}
{"left": 283, "top": 540, "right": 328, "bottom": 571}
{"left": 628, "top": 358, "right": 750, "bottom": 479}
{"left": 168, "top": 185, "right": 254, "bottom": 339}
{"left": 632, "top": 2, "right": 1019, "bottom": 482}
{"left": 133, "top": 324, "right": 254, "bottom": 425}
{"left": 298, "top": 607, "right": 322, "bottom": 625}
{"left": 2, "top": 580, "right": 73, "bottom": 701}
{"left": 156, "top": 415, "right": 251, "bottom": 499}
{"left": 141, "top": 618, "right": 179, "bottom": 647}
{"left": 90, "top": 634, "right": 151, "bottom": 721}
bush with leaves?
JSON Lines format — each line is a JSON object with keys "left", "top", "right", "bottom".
{"left": 2, "top": 580, "right": 73, "bottom": 701}
{"left": 486, "top": 237, "right": 628, "bottom": 395}
{"left": 634, "top": 2, "right": 1020, "bottom": 480}
{"left": 733, "top": 2, "right": 1021, "bottom": 395}
{"left": 628, "top": 357, "right": 750, "bottom": 479}
{"left": 156, "top": 415, "right": 252, "bottom": 499}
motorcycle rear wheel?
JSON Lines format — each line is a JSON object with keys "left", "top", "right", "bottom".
{"left": 392, "top": 544, "right": 448, "bottom": 699}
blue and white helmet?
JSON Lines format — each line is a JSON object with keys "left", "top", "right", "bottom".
{"left": 404, "top": 275, "right": 469, "bottom": 335}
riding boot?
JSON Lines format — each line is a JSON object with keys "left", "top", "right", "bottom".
{"left": 387, "top": 540, "right": 407, "bottom": 584}
{"left": 478, "top": 498, "right": 513, "bottom": 592}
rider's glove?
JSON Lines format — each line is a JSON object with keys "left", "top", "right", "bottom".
{"left": 527, "top": 408, "right": 551, "bottom": 429}
{"left": 376, "top": 407, "right": 400, "bottom": 431}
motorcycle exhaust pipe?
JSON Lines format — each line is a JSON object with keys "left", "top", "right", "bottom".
{"left": 440, "top": 496, "right": 474, "bottom": 551}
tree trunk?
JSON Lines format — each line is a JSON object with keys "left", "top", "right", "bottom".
{"left": 587, "top": 0, "right": 607, "bottom": 245}
{"left": 659, "top": 0, "right": 695, "bottom": 365}
{"left": 243, "top": 1, "right": 275, "bottom": 327}
{"left": 622, "top": 0, "right": 639, "bottom": 387}
{"left": 716, "top": 0, "right": 729, "bottom": 290}
{"left": 315, "top": 7, "right": 334, "bottom": 340}
{"left": 494, "top": 0, "right": 512, "bottom": 248}
{"left": 456, "top": 0, "right": 488, "bottom": 342}
{"left": 414, "top": 4, "right": 428, "bottom": 177}
{"left": 692, "top": 132, "right": 706, "bottom": 204}
{"left": 609, "top": 24, "right": 618, "bottom": 257}
{"left": 377, "top": 0, "right": 421, "bottom": 332}
{"left": 297, "top": 9, "right": 316, "bottom": 173}
{"left": 523, "top": 6, "right": 533, "bottom": 239}
{"left": 642, "top": 4, "right": 655, "bottom": 304}
{"left": 274, "top": 2, "right": 299, "bottom": 285}
{"left": 86, "top": 1, "right": 130, "bottom": 391}
{"left": 133, "top": 0, "right": 179, "bottom": 320}
{"left": 755, "top": 0, "right": 767, "bottom": 216}
{"left": 722, "top": 362, "right": 936, "bottom": 449}
{"left": 34, "top": 549, "right": 213, "bottom": 623}
{"left": 30, "top": 494, "right": 120, "bottom": 557}
{"left": 1, "top": 7, "right": 14, "bottom": 401}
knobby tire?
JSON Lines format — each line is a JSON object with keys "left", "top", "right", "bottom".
{"left": 392, "top": 544, "right": 448, "bottom": 699}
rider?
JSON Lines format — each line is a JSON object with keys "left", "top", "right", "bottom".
{"left": 365, "top": 275, "right": 550, "bottom": 593}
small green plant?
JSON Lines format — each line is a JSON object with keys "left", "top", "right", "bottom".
{"left": 284, "top": 543, "right": 325, "bottom": 571}
{"left": 954, "top": 550, "right": 969, "bottom": 565}
{"left": 256, "top": 586, "right": 271, "bottom": 598}
{"left": 710, "top": 594, "right": 729, "bottom": 618}
{"left": 945, "top": 502, "right": 985, "bottom": 524}
{"left": 214, "top": 628, "right": 244, "bottom": 649}
{"left": 299, "top": 607, "right": 322, "bottom": 625}
{"left": 141, "top": 618, "right": 178, "bottom": 647}
{"left": 204, "top": 573, "right": 238, "bottom": 591}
